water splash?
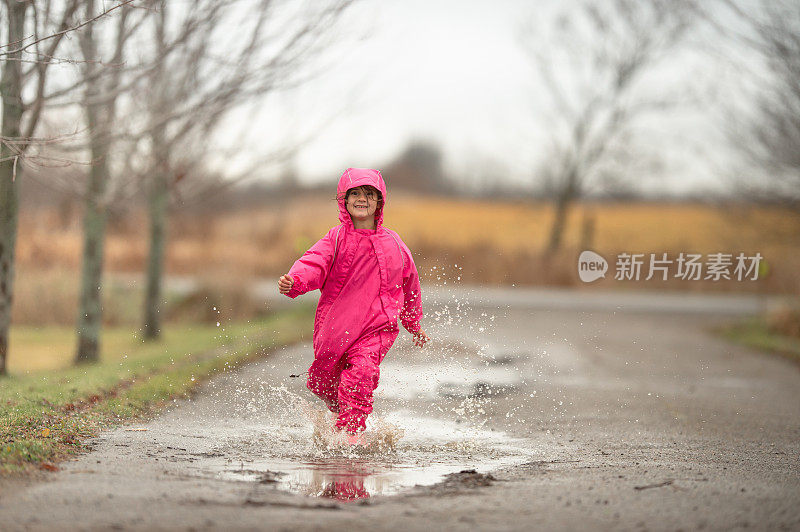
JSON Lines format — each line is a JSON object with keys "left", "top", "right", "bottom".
{"left": 306, "top": 406, "right": 405, "bottom": 454}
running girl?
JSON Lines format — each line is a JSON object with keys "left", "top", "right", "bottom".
{"left": 278, "top": 168, "right": 429, "bottom": 440}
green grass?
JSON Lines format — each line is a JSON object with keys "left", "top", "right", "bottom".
{"left": 716, "top": 317, "right": 800, "bottom": 364}
{"left": 0, "top": 304, "right": 314, "bottom": 474}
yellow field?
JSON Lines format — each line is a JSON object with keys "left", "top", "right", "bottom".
{"left": 385, "top": 197, "right": 790, "bottom": 254}
{"left": 13, "top": 196, "right": 800, "bottom": 301}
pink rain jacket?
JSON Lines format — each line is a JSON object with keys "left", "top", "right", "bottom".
{"left": 284, "top": 169, "right": 422, "bottom": 429}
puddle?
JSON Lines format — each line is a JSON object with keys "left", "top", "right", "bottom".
{"left": 217, "top": 457, "right": 507, "bottom": 501}
{"left": 184, "top": 340, "right": 537, "bottom": 502}
{"left": 378, "top": 362, "right": 521, "bottom": 400}
{"left": 192, "top": 411, "right": 531, "bottom": 502}
{"left": 376, "top": 344, "right": 523, "bottom": 401}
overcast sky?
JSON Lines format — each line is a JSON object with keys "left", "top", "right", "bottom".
{"left": 223, "top": 0, "right": 742, "bottom": 195}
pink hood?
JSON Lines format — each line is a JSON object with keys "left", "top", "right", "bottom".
{"left": 337, "top": 168, "right": 387, "bottom": 228}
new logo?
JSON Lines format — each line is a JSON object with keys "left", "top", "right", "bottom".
{"left": 578, "top": 250, "right": 608, "bottom": 283}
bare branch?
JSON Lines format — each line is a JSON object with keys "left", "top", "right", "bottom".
{"left": 0, "top": 0, "right": 139, "bottom": 58}
{"left": 520, "top": 0, "right": 697, "bottom": 250}
{"left": 709, "top": 0, "right": 800, "bottom": 208}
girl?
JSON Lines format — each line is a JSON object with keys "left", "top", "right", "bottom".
{"left": 278, "top": 168, "right": 429, "bottom": 441}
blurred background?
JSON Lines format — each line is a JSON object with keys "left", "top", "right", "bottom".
{"left": 2, "top": 0, "right": 799, "bottom": 375}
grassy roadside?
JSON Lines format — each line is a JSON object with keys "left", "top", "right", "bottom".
{"left": 0, "top": 305, "right": 314, "bottom": 475}
{"left": 716, "top": 317, "right": 800, "bottom": 365}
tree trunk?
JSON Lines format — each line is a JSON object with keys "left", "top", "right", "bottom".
{"left": 142, "top": 1, "right": 169, "bottom": 341}
{"left": 143, "top": 167, "right": 168, "bottom": 340}
{"left": 579, "top": 209, "right": 596, "bottom": 252}
{"left": 75, "top": 111, "right": 109, "bottom": 364}
{"left": 0, "top": 1, "right": 30, "bottom": 376}
{"left": 75, "top": 161, "right": 107, "bottom": 363}
{"left": 75, "top": 0, "right": 110, "bottom": 364}
{"left": 546, "top": 169, "right": 578, "bottom": 254}
{"left": 546, "top": 194, "right": 570, "bottom": 253}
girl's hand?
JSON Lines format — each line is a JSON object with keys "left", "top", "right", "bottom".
{"left": 412, "top": 330, "right": 429, "bottom": 347}
{"left": 278, "top": 274, "right": 294, "bottom": 294}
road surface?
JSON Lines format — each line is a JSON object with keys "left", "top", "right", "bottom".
{"left": 1, "top": 288, "right": 798, "bottom": 531}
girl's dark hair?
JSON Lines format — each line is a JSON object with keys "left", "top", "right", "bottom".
{"left": 335, "top": 185, "right": 383, "bottom": 207}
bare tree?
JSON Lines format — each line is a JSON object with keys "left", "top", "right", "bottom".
{"left": 74, "top": 1, "right": 150, "bottom": 364}
{"left": 0, "top": 0, "right": 87, "bottom": 376}
{"left": 708, "top": 0, "right": 800, "bottom": 209}
{"left": 138, "top": 0, "right": 355, "bottom": 339}
{"left": 520, "top": 0, "right": 696, "bottom": 252}
{"left": 0, "top": 1, "right": 142, "bottom": 374}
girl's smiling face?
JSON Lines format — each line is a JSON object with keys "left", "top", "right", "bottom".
{"left": 345, "top": 185, "right": 380, "bottom": 222}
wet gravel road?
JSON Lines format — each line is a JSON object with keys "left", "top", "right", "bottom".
{"left": 1, "top": 289, "right": 798, "bottom": 531}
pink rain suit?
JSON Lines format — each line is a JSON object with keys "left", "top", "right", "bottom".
{"left": 284, "top": 168, "right": 423, "bottom": 432}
